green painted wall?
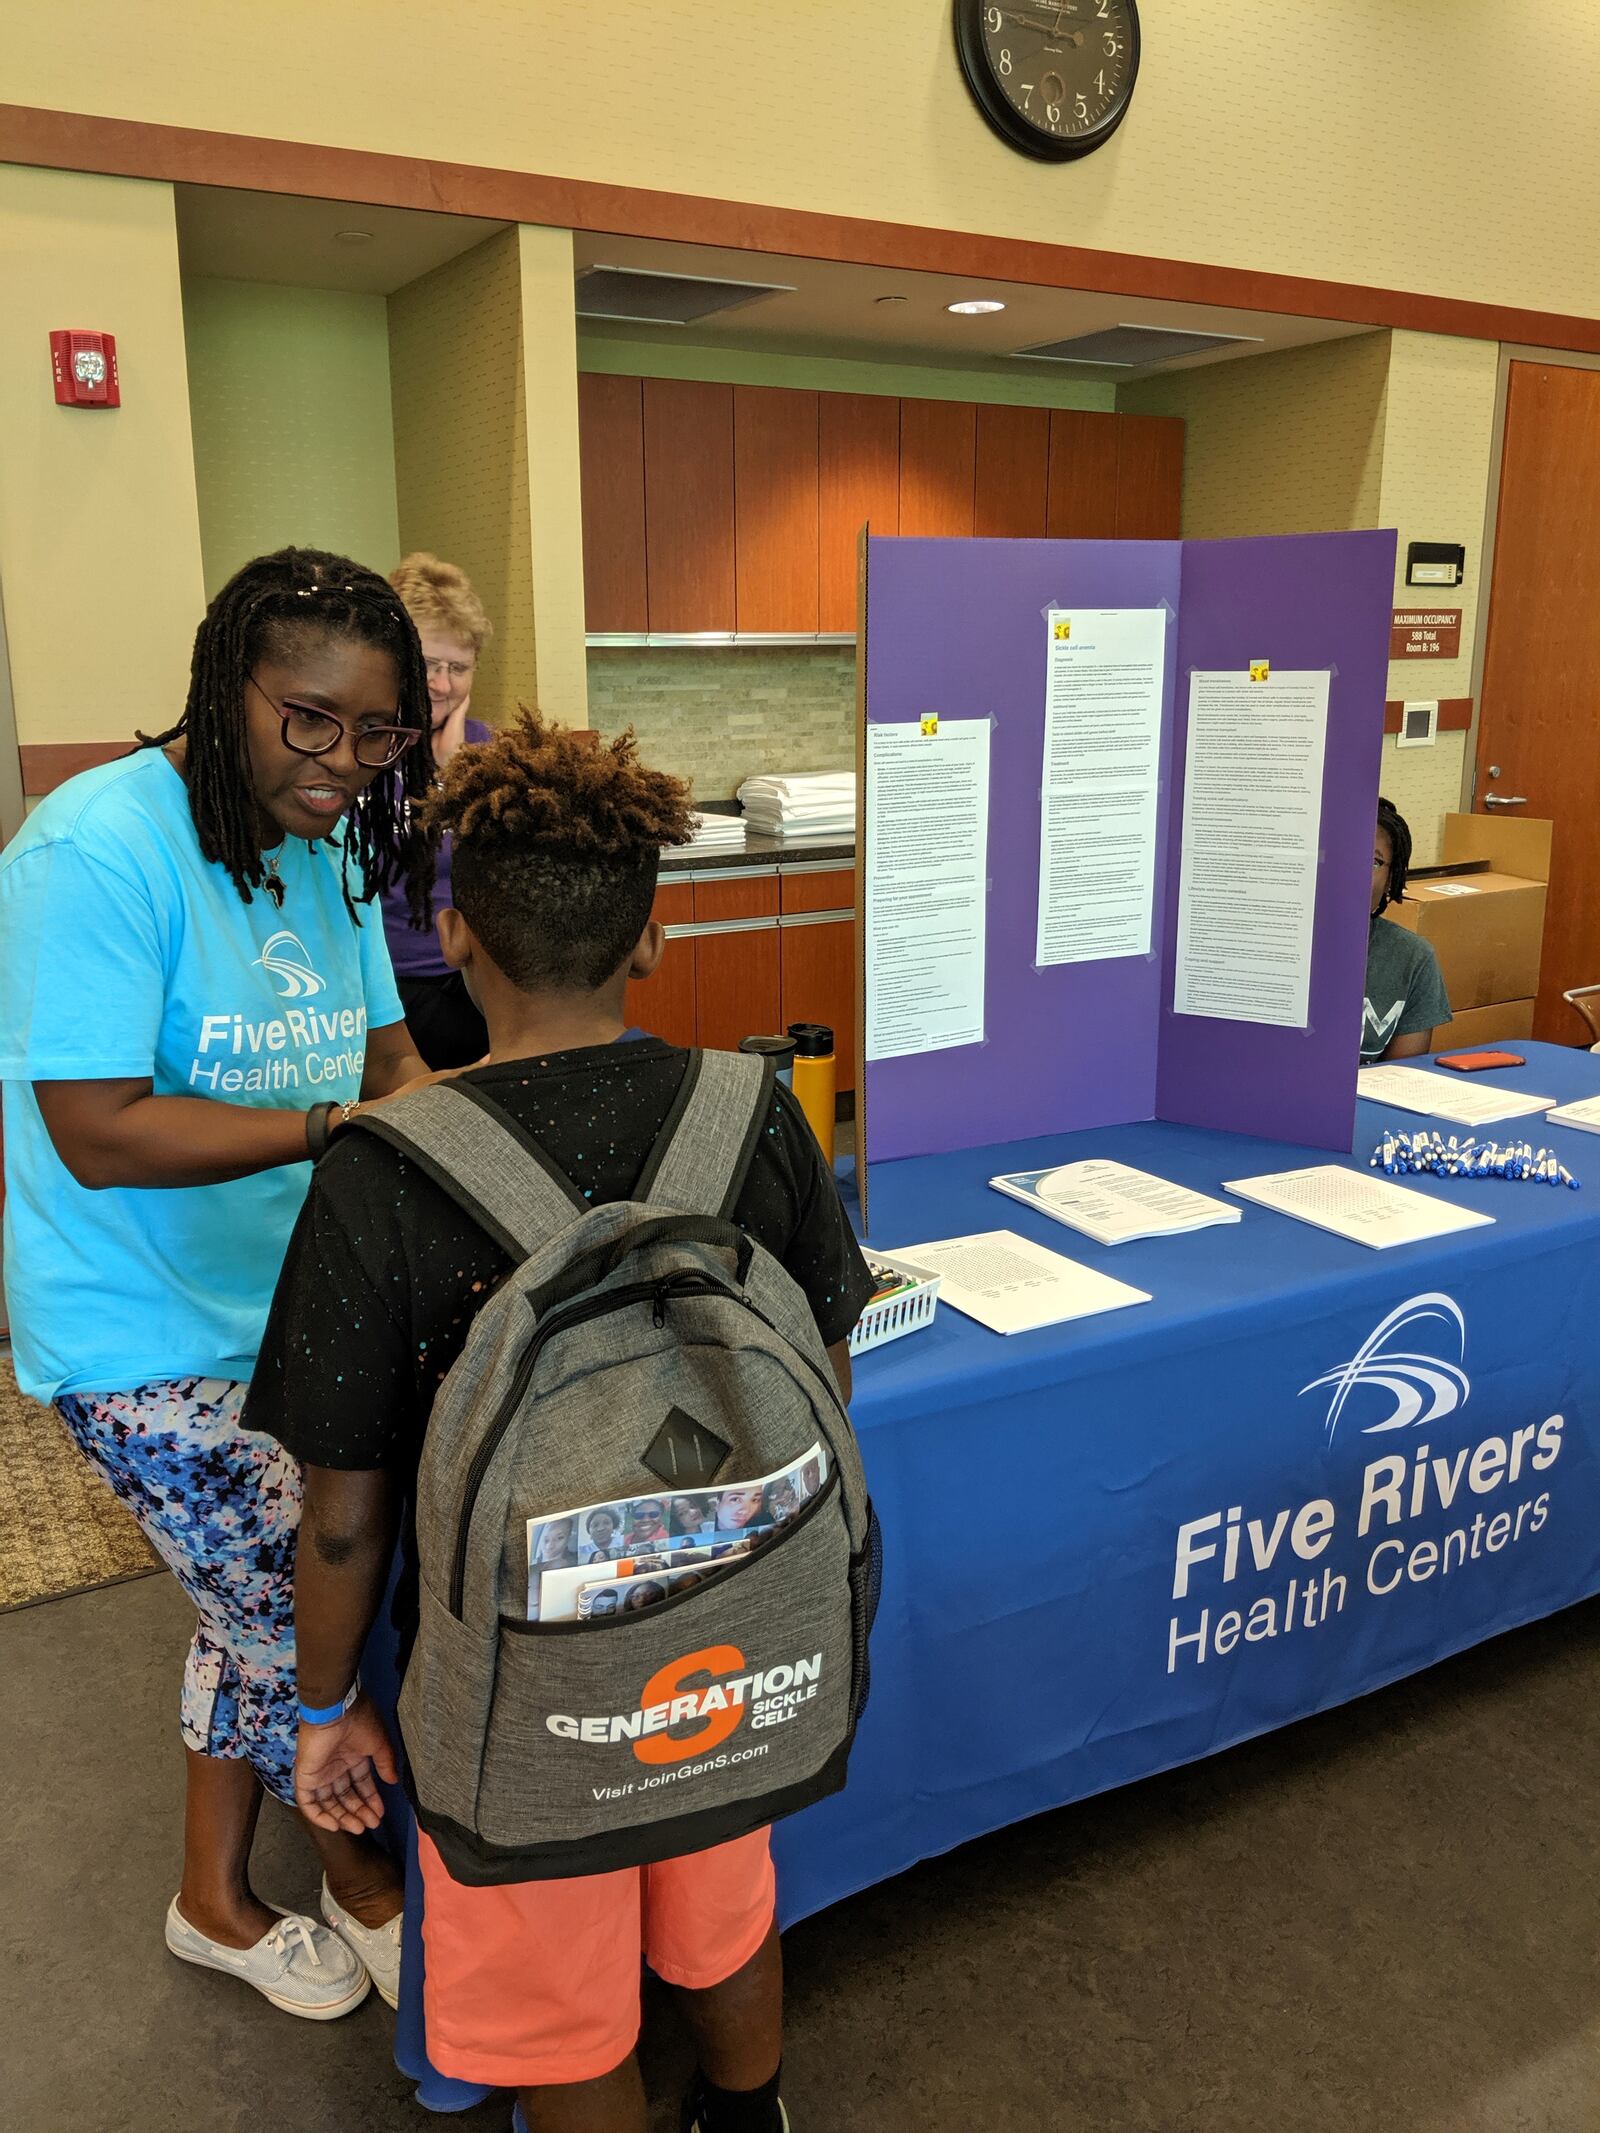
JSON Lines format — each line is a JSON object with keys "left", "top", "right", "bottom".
{"left": 577, "top": 333, "right": 1115, "bottom": 411}
{"left": 183, "top": 278, "right": 401, "bottom": 598}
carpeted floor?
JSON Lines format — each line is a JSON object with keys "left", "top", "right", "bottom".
{"left": 0, "top": 1350, "right": 160, "bottom": 1610}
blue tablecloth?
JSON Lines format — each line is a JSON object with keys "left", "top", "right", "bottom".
{"left": 376, "top": 1041, "right": 1600, "bottom": 2109}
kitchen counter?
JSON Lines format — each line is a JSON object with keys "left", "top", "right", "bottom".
{"left": 660, "top": 829, "right": 855, "bottom": 873}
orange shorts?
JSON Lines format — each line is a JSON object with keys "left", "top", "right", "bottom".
{"left": 417, "top": 1827, "right": 776, "bottom": 2088}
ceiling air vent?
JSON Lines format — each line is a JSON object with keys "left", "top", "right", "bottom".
{"left": 574, "top": 265, "right": 794, "bottom": 326}
{"left": 1011, "top": 324, "right": 1262, "bottom": 367}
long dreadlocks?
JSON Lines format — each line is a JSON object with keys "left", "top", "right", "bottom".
{"left": 138, "top": 547, "right": 437, "bottom": 924}
{"left": 1376, "top": 794, "right": 1413, "bottom": 910}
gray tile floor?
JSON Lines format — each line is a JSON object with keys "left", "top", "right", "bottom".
{"left": 5, "top": 1571, "right": 1599, "bottom": 2132}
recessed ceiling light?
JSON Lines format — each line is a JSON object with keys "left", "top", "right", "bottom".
{"left": 875, "top": 294, "right": 910, "bottom": 306}
{"left": 334, "top": 229, "right": 374, "bottom": 245}
{"left": 947, "top": 298, "right": 1006, "bottom": 316}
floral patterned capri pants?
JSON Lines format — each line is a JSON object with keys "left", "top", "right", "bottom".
{"left": 55, "top": 1377, "right": 302, "bottom": 1803}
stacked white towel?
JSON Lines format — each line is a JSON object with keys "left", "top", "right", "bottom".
{"left": 683, "top": 810, "right": 747, "bottom": 851}
{"left": 737, "top": 772, "right": 856, "bottom": 840}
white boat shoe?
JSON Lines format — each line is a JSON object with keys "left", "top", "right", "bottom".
{"left": 319, "top": 1877, "right": 403, "bottom": 2010}
{"left": 164, "top": 1898, "right": 371, "bottom": 2020}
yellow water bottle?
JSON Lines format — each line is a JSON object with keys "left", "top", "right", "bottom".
{"left": 787, "top": 1022, "right": 836, "bottom": 1153}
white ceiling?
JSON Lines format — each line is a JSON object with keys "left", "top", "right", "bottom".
{"left": 175, "top": 186, "right": 506, "bottom": 295}
{"left": 174, "top": 185, "right": 1371, "bottom": 377}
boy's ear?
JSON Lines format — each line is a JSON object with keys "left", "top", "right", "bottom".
{"left": 436, "top": 906, "right": 473, "bottom": 972}
{"left": 627, "top": 919, "right": 665, "bottom": 983}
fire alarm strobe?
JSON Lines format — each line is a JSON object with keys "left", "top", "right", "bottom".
{"left": 50, "top": 330, "right": 120, "bottom": 407}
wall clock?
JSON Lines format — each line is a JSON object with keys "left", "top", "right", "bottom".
{"left": 954, "top": 0, "right": 1140, "bottom": 161}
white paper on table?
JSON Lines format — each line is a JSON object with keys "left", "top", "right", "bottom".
{"left": 885, "top": 1228, "right": 1151, "bottom": 1334}
{"left": 1224, "top": 1165, "right": 1494, "bottom": 1249}
{"left": 989, "top": 1159, "right": 1240, "bottom": 1246}
{"left": 865, "top": 719, "right": 991, "bottom": 1061}
{"left": 1545, "top": 1094, "right": 1600, "bottom": 1136}
{"left": 1357, "top": 1064, "right": 1556, "bottom": 1127}
{"left": 1172, "top": 669, "right": 1331, "bottom": 1028}
{"left": 1035, "top": 609, "right": 1167, "bottom": 967}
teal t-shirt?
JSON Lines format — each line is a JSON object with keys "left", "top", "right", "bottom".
{"left": 0, "top": 749, "right": 404, "bottom": 1402}
{"left": 1362, "top": 914, "right": 1452, "bottom": 1062}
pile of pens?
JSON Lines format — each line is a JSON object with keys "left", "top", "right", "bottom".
{"left": 1370, "top": 1130, "right": 1579, "bottom": 1187}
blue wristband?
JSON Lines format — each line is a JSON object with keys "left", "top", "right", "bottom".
{"left": 298, "top": 1676, "right": 360, "bottom": 1726}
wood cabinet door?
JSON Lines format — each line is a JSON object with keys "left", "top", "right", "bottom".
{"left": 1115, "top": 414, "right": 1185, "bottom": 537}
{"left": 897, "top": 399, "right": 977, "bottom": 537}
{"left": 1046, "top": 409, "right": 1121, "bottom": 538}
{"left": 780, "top": 916, "right": 856, "bottom": 1094}
{"left": 974, "top": 403, "right": 1049, "bottom": 537}
{"left": 577, "top": 373, "right": 648, "bottom": 633}
{"left": 818, "top": 392, "right": 900, "bottom": 632}
{"left": 734, "top": 386, "right": 819, "bottom": 633}
{"left": 643, "top": 379, "right": 735, "bottom": 631}
{"left": 696, "top": 926, "right": 781, "bottom": 1053}
{"left": 625, "top": 881, "right": 696, "bottom": 1046}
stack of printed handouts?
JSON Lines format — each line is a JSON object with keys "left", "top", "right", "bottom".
{"left": 737, "top": 772, "right": 856, "bottom": 840}
{"left": 989, "top": 1159, "right": 1240, "bottom": 1246}
{"left": 1544, "top": 1094, "right": 1600, "bottom": 1135}
{"left": 683, "top": 809, "right": 747, "bottom": 854}
{"left": 525, "top": 1442, "right": 828, "bottom": 1621}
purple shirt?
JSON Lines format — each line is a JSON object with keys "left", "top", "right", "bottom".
{"left": 380, "top": 718, "right": 491, "bottom": 979}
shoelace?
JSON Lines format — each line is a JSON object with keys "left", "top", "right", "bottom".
{"left": 265, "top": 1914, "right": 323, "bottom": 1970}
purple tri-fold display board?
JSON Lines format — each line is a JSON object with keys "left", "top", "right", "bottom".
{"left": 858, "top": 527, "right": 1397, "bottom": 1174}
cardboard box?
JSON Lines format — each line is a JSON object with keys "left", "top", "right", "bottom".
{"left": 1430, "top": 999, "right": 1536, "bottom": 1053}
{"left": 1389, "top": 813, "right": 1551, "bottom": 1012}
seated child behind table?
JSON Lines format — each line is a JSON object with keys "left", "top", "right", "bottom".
{"left": 1363, "top": 796, "right": 1451, "bottom": 1062}
{"left": 247, "top": 710, "right": 874, "bottom": 2133}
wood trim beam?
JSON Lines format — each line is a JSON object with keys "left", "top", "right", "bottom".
{"left": 20, "top": 740, "right": 132, "bottom": 794}
{"left": 1383, "top": 698, "right": 1473, "bottom": 736}
{"left": 6, "top": 103, "right": 1600, "bottom": 354}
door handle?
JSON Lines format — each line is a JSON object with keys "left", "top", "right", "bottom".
{"left": 1483, "top": 794, "right": 1528, "bottom": 808}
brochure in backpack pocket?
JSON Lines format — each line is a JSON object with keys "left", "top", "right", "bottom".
{"left": 526, "top": 1442, "right": 829, "bottom": 1620}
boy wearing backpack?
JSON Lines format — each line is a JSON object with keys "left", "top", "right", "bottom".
{"left": 248, "top": 712, "right": 876, "bottom": 2133}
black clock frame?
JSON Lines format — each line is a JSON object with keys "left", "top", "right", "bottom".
{"left": 953, "top": 0, "right": 1141, "bottom": 163}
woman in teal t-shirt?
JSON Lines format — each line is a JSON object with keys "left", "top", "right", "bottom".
{"left": 0, "top": 549, "right": 436, "bottom": 2020}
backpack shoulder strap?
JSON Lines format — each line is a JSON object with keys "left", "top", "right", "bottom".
{"left": 636, "top": 1049, "right": 775, "bottom": 1218}
{"left": 350, "top": 1080, "right": 585, "bottom": 1261}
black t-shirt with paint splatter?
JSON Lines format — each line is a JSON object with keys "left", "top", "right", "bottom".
{"left": 249, "top": 1037, "right": 873, "bottom": 1490}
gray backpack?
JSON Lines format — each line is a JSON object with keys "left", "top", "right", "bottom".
{"left": 357, "top": 1049, "right": 880, "bottom": 1885}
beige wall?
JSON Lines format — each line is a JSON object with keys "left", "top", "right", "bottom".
{"left": 388, "top": 230, "right": 535, "bottom": 725}
{"left": 1371, "top": 333, "right": 1500, "bottom": 861}
{"left": 1121, "top": 333, "right": 1392, "bottom": 538}
{"left": 517, "top": 225, "right": 588, "bottom": 728}
{"left": 0, "top": 165, "right": 203, "bottom": 749}
{"left": 10, "top": 3, "right": 1600, "bottom": 317}
{"left": 1125, "top": 329, "right": 1503, "bottom": 864}
{"left": 184, "top": 277, "right": 399, "bottom": 598}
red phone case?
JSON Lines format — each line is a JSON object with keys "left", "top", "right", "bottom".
{"left": 1436, "top": 1050, "right": 1526, "bottom": 1072}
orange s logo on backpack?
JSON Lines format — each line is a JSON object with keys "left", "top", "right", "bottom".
{"left": 632, "top": 1644, "right": 748, "bottom": 1765}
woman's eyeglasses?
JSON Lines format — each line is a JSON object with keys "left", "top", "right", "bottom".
{"left": 424, "top": 658, "right": 474, "bottom": 683}
{"left": 250, "top": 676, "right": 420, "bottom": 769}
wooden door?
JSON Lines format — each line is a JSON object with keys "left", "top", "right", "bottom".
{"left": 576, "top": 373, "right": 648, "bottom": 633}
{"left": 625, "top": 881, "right": 696, "bottom": 1046}
{"left": 1115, "top": 414, "right": 1185, "bottom": 537}
{"left": 974, "top": 404, "right": 1049, "bottom": 537}
{"left": 1476, "top": 361, "right": 1600, "bottom": 1039}
{"left": 1046, "top": 409, "right": 1121, "bottom": 537}
{"left": 734, "top": 386, "right": 819, "bottom": 632}
{"left": 696, "top": 927, "right": 782, "bottom": 1051}
{"left": 818, "top": 392, "right": 899, "bottom": 632}
{"left": 643, "top": 379, "right": 735, "bottom": 631}
{"left": 898, "top": 399, "right": 976, "bottom": 536}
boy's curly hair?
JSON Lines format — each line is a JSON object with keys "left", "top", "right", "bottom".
{"left": 419, "top": 710, "right": 694, "bottom": 992}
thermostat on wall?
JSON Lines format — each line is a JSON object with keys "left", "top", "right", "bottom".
{"left": 1396, "top": 699, "right": 1439, "bottom": 749}
{"left": 1405, "top": 541, "right": 1465, "bottom": 587}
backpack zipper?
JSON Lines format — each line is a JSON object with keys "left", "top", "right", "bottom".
{"left": 449, "top": 1271, "right": 727, "bottom": 1618}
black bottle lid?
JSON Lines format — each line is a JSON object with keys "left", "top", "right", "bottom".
{"left": 787, "top": 1022, "right": 834, "bottom": 1057}
{"left": 739, "top": 1034, "right": 798, "bottom": 1063}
